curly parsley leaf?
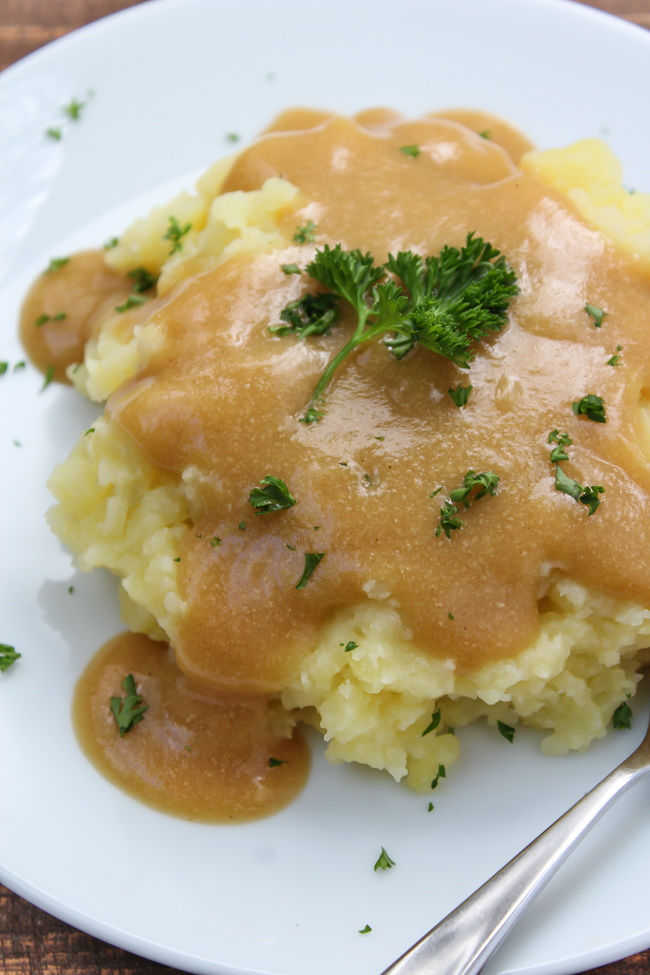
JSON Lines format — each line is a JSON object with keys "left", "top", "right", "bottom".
{"left": 293, "top": 221, "right": 317, "bottom": 244}
{"left": 448, "top": 384, "right": 473, "bottom": 407}
{"left": 572, "top": 395, "right": 606, "bottom": 423}
{"left": 248, "top": 475, "right": 297, "bottom": 514}
{"left": 554, "top": 465, "right": 604, "bottom": 515}
{"left": 497, "top": 720, "right": 516, "bottom": 742}
{"left": 109, "top": 674, "right": 148, "bottom": 735}
{"left": 421, "top": 709, "right": 441, "bottom": 737}
{"left": 45, "top": 257, "right": 69, "bottom": 273}
{"left": 127, "top": 267, "right": 159, "bottom": 293}
{"left": 0, "top": 644, "right": 21, "bottom": 672}
{"left": 548, "top": 429, "right": 573, "bottom": 462}
{"left": 374, "top": 847, "right": 395, "bottom": 871}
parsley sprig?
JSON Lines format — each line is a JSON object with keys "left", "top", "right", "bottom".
{"left": 248, "top": 475, "right": 297, "bottom": 514}
{"left": 282, "top": 234, "right": 517, "bottom": 420}
{"left": 0, "top": 643, "right": 21, "bottom": 672}
{"left": 435, "top": 470, "right": 500, "bottom": 538}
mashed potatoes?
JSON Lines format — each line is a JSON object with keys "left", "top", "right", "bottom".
{"left": 39, "top": 109, "right": 650, "bottom": 798}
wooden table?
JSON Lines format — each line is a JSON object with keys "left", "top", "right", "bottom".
{"left": 2, "top": 1, "right": 650, "bottom": 973}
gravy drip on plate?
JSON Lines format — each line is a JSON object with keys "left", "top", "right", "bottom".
{"left": 73, "top": 633, "right": 309, "bottom": 822}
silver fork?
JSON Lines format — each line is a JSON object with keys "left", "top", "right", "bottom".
{"left": 381, "top": 712, "right": 650, "bottom": 975}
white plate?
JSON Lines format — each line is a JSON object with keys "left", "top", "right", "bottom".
{"left": 1, "top": 2, "right": 650, "bottom": 973}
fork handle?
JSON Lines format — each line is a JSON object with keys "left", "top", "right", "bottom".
{"left": 380, "top": 761, "right": 647, "bottom": 975}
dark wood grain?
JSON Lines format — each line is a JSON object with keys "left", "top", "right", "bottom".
{"left": 2, "top": 1, "right": 650, "bottom": 973}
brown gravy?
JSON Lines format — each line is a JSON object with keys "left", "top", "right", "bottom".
{"left": 73, "top": 633, "right": 309, "bottom": 822}
{"left": 24, "top": 108, "right": 650, "bottom": 818}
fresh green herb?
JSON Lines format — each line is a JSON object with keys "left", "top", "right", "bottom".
{"left": 374, "top": 847, "right": 395, "bottom": 871}
{"left": 358, "top": 925, "right": 372, "bottom": 934}
{"left": 399, "top": 144, "right": 420, "bottom": 158}
{"left": 238, "top": 521, "right": 246, "bottom": 530}
{"left": 497, "top": 720, "right": 515, "bottom": 742}
{"left": 225, "top": 132, "right": 240, "bottom": 143}
{"left": 281, "top": 263, "right": 302, "bottom": 275}
{"left": 84, "top": 428, "right": 95, "bottom": 436}
{"left": 45, "top": 126, "right": 62, "bottom": 141}
{"left": 431, "top": 764, "right": 446, "bottom": 789}
{"left": 209, "top": 537, "right": 222, "bottom": 547}
{"left": 435, "top": 470, "right": 499, "bottom": 538}
{"left": 295, "top": 552, "right": 325, "bottom": 589}
{"left": 13, "top": 440, "right": 22, "bottom": 447}
{"left": 448, "top": 612, "right": 455, "bottom": 621}
{"left": 447, "top": 384, "right": 473, "bottom": 407}
{"left": 342, "top": 641, "right": 359, "bottom": 652}
{"left": 45, "top": 257, "right": 69, "bottom": 273}
{"left": 115, "top": 294, "right": 149, "bottom": 313}
{"left": 421, "top": 709, "right": 441, "bottom": 737}
{"left": 572, "top": 394, "right": 606, "bottom": 423}
{"left": 268, "top": 757, "right": 289, "bottom": 767}
{"left": 612, "top": 701, "right": 632, "bottom": 729}
{"left": 62, "top": 98, "right": 85, "bottom": 120}
{"left": 0, "top": 644, "right": 21, "bottom": 672}
{"left": 548, "top": 429, "right": 573, "bottom": 463}
{"left": 478, "top": 129, "right": 491, "bottom": 139}
{"left": 34, "top": 311, "right": 66, "bottom": 327}
{"left": 109, "top": 674, "right": 148, "bottom": 735}
{"left": 173, "top": 557, "right": 181, "bottom": 562}
{"left": 0, "top": 362, "right": 7, "bottom": 375}
{"left": 270, "top": 292, "right": 339, "bottom": 339}
{"left": 607, "top": 345, "right": 623, "bottom": 366}
{"left": 127, "top": 267, "right": 159, "bottom": 292}
{"left": 554, "top": 465, "right": 605, "bottom": 515}
{"left": 40, "top": 365, "right": 55, "bottom": 392}
{"left": 163, "top": 215, "right": 192, "bottom": 254}
{"left": 585, "top": 303, "right": 607, "bottom": 328}
{"left": 13, "top": 361, "right": 26, "bottom": 371}
{"left": 249, "top": 475, "right": 297, "bottom": 514}
{"left": 287, "top": 235, "right": 517, "bottom": 420}
{"left": 103, "top": 237, "right": 119, "bottom": 250}
{"left": 286, "top": 543, "right": 296, "bottom": 551}
{"left": 375, "top": 435, "right": 385, "bottom": 441}
{"left": 293, "top": 221, "right": 317, "bottom": 244}
{"left": 427, "top": 802, "right": 434, "bottom": 812}
{"left": 299, "top": 406, "right": 324, "bottom": 424}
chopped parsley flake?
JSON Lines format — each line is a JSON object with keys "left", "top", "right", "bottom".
{"left": 374, "top": 847, "right": 395, "bottom": 871}
{"left": 399, "top": 144, "right": 420, "bottom": 158}
{"left": 45, "top": 257, "right": 69, "bottom": 273}
{"left": 115, "top": 294, "right": 149, "bottom": 313}
{"left": 249, "top": 475, "right": 297, "bottom": 514}
{"left": 478, "top": 129, "right": 491, "bottom": 139}
{"left": 281, "top": 263, "right": 301, "bottom": 275}
{"left": 45, "top": 127, "right": 62, "bottom": 141}
{"left": 238, "top": 521, "right": 246, "bottom": 530}
{"left": 295, "top": 552, "right": 325, "bottom": 589}
{"left": 572, "top": 394, "right": 606, "bottom": 423}
{"left": 103, "top": 237, "right": 119, "bottom": 250}
{"left": 427, "top": 802, "right": 434, "bottom": 812}
{"left": 109, "top": 674, "right": 148, "bottom": 735}
{"left": 358, "top": 925, "right": 372, "bottom": 934}
{"left": 13, "top": 361, "right": 26, "bottom": 371}
{"left": 40, "top": 365, "right": 55, "bottom": 392}
{"left": 548, "top": 429, "right": 573, "bottom": 463}
{"left": 292, "top": 221, "right": 317, "bottom": 244}
{"left": 268, "top": 757, "right": 289, "bottom": 767}
{"left": 554, "top": 465, "right": 605, "bottom": 515}
{"left": 209, "top": 537, "right": 222, "bottom": 547}
{"left": 34, "top": 311, "right": 66, "bottom": 327}
{"left": 299, "top": 406, "right": 324, "bottom": 424}
{"left": 448, "top": 612, "right": 455, "bottom": 621}
{"left": 62, "top": 98, "right": 85, "bottom": 120}
{"left": 0, "top": 362, "right": 7, "bottom": 375}
{"left": 0, "top": 644, "right": 21, "bottom": 672}
{"left": 342, "top": 641, "right": 359, "bottom": 652}
{"left": 612, "top": 701, "right": 632, "bottom": 729}
{"left": 163, "top": 215, "right": 192, "bottom": 254}
{"left": 431, "top": 764, "right": 446, "bottom": 790}
{"left": 225, "top": 132, "right": 240, "bottom": 142}
{"left": 497, "top": 720, "right": 516, "bottom": 742}
{"left": 84, "top": 428, "right": 95, "bottom": 436}
{"left": 127, "top": 267, "right": 159, "bottom": 292}
{"left": 447, "top": 383, "right": 473, "bottom": 407}
{"left": 421, "top": 709, "right": 441, "bottom": 737}
{"left": 584, "top": 303, "right": 607, "bottom": 328}
{"left": 68, "top": 585, "right": 75, "bottom": 594}
{"left": 607, "top": 345, "right": 623, "bottom": 366}
{"left": 435, "top": 470, "right": 499, "bottom": 538}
